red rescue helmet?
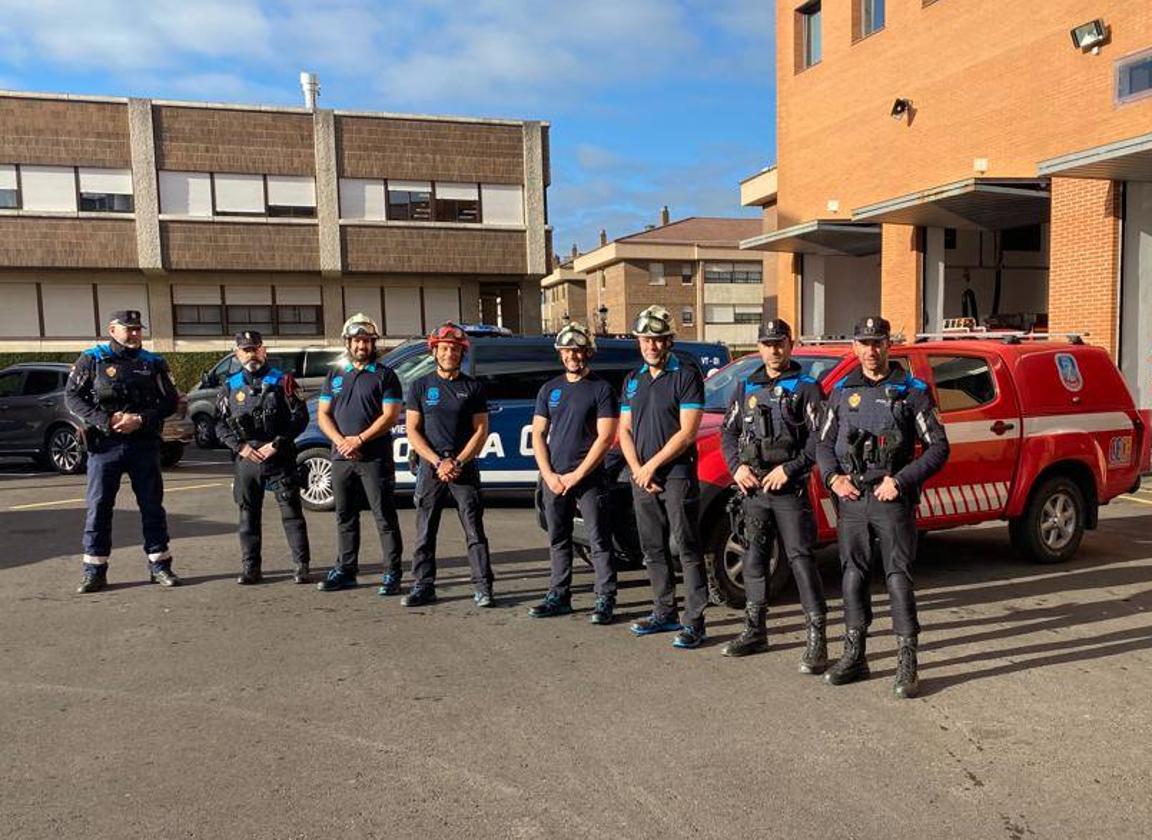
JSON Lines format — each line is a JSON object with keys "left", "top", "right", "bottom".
{"left": 427, "top": 322, "right": 470, "bottom": 352}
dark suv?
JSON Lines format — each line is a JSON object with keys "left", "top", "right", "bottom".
{"left": 0, "top": 362, "right": 192, "bottom": 473}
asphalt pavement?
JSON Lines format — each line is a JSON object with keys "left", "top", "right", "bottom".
{"left": 1, "top": 447, "right": 1150, "bottom": 839}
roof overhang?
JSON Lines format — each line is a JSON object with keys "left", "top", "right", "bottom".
{"left": 740, "top": 220, "right": 881, "bottom": 257}
{"left": 852, "top": 178, "right": 1050, "bottom": 230}
{"left": 740, "top": 167, "right": 778, "bottom": 207}
{"left": 1038, "top": 130, "right": 1152, "bottom": 182}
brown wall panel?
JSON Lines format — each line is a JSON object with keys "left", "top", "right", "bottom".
{"left": 342, "top": 226, "right": 526, "bottom": 275}
{"left": 0, "top": 98, "right": 130, "bottom": 168}
{"left": 154, "top": 106, "right": 314, "bottom": 175}
{"left": 0, "top": 218, "right": 137, "bottom": 268}
{"left": 161, "top": 222, "right": 320, "bottom": 271}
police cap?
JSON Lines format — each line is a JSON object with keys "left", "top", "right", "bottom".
{"left": 758, "top": 318, "right": 792, "bottom": 343}
{"left": 235, "top": 330, "right": 263, "bottom": 350}
{"left": 110, "top": 309, "right": 145, "bottom": 328}
{"left": 853, "top": 315, "right": 891, "bottom": 340}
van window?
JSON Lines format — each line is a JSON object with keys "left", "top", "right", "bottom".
{"left": 266, "top": 352, "right": 303, "bottom": 376}
{"left": 929, "top": 355, "right": 996, "bottom": 412}
{"left": 302, "top": 350, "right": 342, "bottom": 378}
{"left": 23, "top": 369, "right": 62, "bottom": 396}
{"left": 472, "top": 344, "right": 559, "bottom": 401}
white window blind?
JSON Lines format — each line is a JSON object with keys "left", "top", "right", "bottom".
{"left": 42, "top": 284, "right": 95, "bottom": 336}
{"left": 172, "top": 285, "right": 222, "bottom": 305}
{"left": 423, "top": 287, "right": 461, "bottom": 326}
{"left": 388, "top": 180, "right": 431, "bottom": 194}
{"left": 0, "top": 165, "right": 17, "bottom": 190}
{"left": 343, "top": 287, "right": 382, "bottom": 328}
{"left": 0, "top": 284, "right": 40, "bottom": 337}
{"left": 79, "top": 168, "right": 133, "bottom": 195}
{"left": 159, "top": 171, "right": 212, "bottom": 216}
{"left": 339, "top": 178, "right": 385, "bottom": 220}
{"left": 384, "top": 287, "right": 422, "bottom": 336}
{"left": 434, "top": 182, "right": 479, "bottom": 200}
{"left": 20, "top": 166, "right": 77, "bottom": 212}
{"left": 276, "top": 286, "right": 322, "bottom": 305}
{"left": 225, "top": 286, "right": 273, "bottom": 305}
{"left": 97, "top": 285, "right": 150, "bottom": 332}
{"left": 480, "top": 184, "right": 524, "bottom": 225}
{"left": 266, "top": 175, "right": 315, "bottom": 208}
{"left": 213, "top": 173, "right": 265, "bottom": 214}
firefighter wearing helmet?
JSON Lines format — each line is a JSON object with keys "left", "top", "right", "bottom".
{"left": 528, "top": 322, "right": 620, "bottom": 624}
{"left": 618, "top": 304, "right": 711, "bottom": 648}
{"left": 401, "top": 323, "right": 496, "bottom": 608}
{"left": 315, "top": 312, "right": 405, "bottom": 593}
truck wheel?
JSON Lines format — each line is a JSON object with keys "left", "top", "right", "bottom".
{"left": 1009, "top": 476, "right": 1085, "bottom": 564}
{"left": 160, "top": 443, "right": 185, "bottom": 468}
{"left": 44, "top": 424, "right": 87, "bottom": 474}
{"left": 297, "top": 447, "right": 335, "bottom": 511}
{"left": 704, "top": 501, "right": 791, "bottom": 609}
{"left": 193, "top": 414, "right": 217, "bottom": 449}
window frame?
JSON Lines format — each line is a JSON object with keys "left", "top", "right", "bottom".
{"left": 855, "top": 0, "right": 885, "bottom": 41}
{"left": 1116, "top": 46, "right": 1152, "bottom": 106}
{"left": 927, "top": 353, "right": 999, "bottom": 414}
{"left": 648, "top": 262, "right": 667, "bottom": 286}
{"left": 797, "top": 1, "right": 822, "bottom": 71}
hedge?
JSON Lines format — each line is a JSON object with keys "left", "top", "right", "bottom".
{"left": 0, "top": 351, "right": 226, "bottom": 393}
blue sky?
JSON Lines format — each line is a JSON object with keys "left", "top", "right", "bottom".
{"left": 0, "top": 0, "right": 777, "bottom": 254}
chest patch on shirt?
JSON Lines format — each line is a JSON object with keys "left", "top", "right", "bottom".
{"left": 427, "top": 386, "right": 441, "bottom": 406}
{"left": 848, "top": 392, "right": 862, "bottom": 409}
{"left": 235, "top": 390, "right": 246, "bottom": 403}
{"left": 549, "top": 388, "right": 562, "bottom": 408}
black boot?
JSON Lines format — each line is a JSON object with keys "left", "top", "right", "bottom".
{"left": 798, "top": 613, "right": 828, "bottom": 674}
{"left": 76, "top": 563, "right": 107, "bottom": 594}
{"left": 149, "top": 560, "right": 181, "bottom": 587}
{"left": 824, "top": 627, "right": 869, "bottom": 685}
{"left": 721, "top": 604, "right": 768, "bottom": 657}
{"left": 237, "top": 561, "right": 261, "bottom": 585}
{"left": 293, "top": 563, "right": 311, "bottom": 584}
{"left": 893, "top": 635, "right": 920, "bottom": 699}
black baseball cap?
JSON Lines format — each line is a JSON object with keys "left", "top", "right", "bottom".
{"left": 759, "top": 318, "right": 793, "bottom": 342}
{"left": 110, "top": 309, "right": 145, "bottom": 328}
{"left": 235, "top": 330, "right": 263, "bottom": 349}
{"left": 853, "top": 315, "right": 891, "bottom": 340}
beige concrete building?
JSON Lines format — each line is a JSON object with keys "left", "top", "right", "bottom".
{"left": 573, "top": 214, "right": 771, "bottom": 349}
{"left": 540, "top": 247, "right": 588, "bottom": 334}
{"left": 0, "top": 89, "right": 551, "bottom": 351}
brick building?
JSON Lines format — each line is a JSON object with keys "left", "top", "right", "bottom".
{"left": 574, "top": 213, "right": 771, "bottom": 348}
{"left": 0, "top": 90, "right": 550, "bottom": 351}
{"left": 540, "top": 246, "right": 588, "bottom": 334}
{"left": 748, "top": 1, "right": 1152, "bottom": 413}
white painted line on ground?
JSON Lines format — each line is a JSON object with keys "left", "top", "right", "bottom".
{"left": 9, "top": 482, "right": 226, "bottom": 511}
{"left": 1119, "top": 494, "right": 1152, "bottom": 507}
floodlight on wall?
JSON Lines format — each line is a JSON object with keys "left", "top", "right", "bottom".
{"left": 890, "top": 98, "right": 912, "bottom": 121}
{"left": 1070, "top": 19, "right": 1108, "bottom": 53}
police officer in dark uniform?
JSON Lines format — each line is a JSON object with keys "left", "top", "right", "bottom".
{"left": 529, "top": 322, "right": 620, "bottom": 624}
{"left": 816, "top": 315, "right": 950, "bottom": 698}
{"left": 66, "top": 309, "right": 180, "bottom": 593}
{"left": 215, "top": 330, "right": 311, "bottom": 585}
{"left": 619, "top": 305, "right": 710, "bottom": 649}
{"left": 719, "top": 318, "right": 828, "bottom": 669}
{"left": 402, "top": 323, "right": 495, "bottom": 608}
{"left": 315, "top": 313, "right": 405, "bottom": 593}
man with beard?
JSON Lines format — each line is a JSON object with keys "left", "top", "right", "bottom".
{"left": 719, "top": 319, "right": 828, "bottom": 668}
{"left": 315, "top": 314, "right": 404, "bottom": 593}
{"left": 66, "top": 310, "right": 180, "bottom": 592}
{"left": 215, "top": 330, "right": 312, "bottom": 585}
{"left": 401, "top": 323, "right": 495, "bottom": 608}
{"left": 816, "top": 315, "right": 949, "bottom": 698}
{"left": 529, "top": 322, "right": 619, "bottom": 624}
{"left": 619, "top": 305, "right": 709, "bottom": 649}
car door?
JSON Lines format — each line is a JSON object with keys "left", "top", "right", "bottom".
{"left": 0, "top": 370, "right": 27, "bottom": 447}
{"left": 905, "top": 349, "right": 1022, "bottom": 525}
{"left": 9, "top": 369, "right": 67, "bottom": 449}
{"left": 470, "top": 343, "right": 560, "bottom": 487}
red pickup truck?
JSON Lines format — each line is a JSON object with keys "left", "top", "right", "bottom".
{"left": 577, "top": 334, "right": 1147, "bottom": 607}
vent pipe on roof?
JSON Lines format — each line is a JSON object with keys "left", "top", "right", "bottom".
{"left": 660, "top": 205, "right": 670, "bottom": 226}
{"left": 300, "top": 72, "right": 320, "bottom": 109}
{"left": 599, "top": 229, "right": 607, "bottom": 246}
{"left": 571, "top": 243, "right": 579, "bottom": 260}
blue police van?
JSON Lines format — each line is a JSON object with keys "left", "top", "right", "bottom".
{"left": 293, "top": 334, "right": 730, "bottom": 510}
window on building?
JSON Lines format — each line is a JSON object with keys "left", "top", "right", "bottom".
{"left": 159, "top": 171, "right": 213, "bottom": 216}
{"left": 681, "top": 306, "right": 695, "bottom": 327}
{"left": 174, "top": 305, "right": 224, "bottom": 336}
{"left": 1117, "top": 48, "right": 1152, "bottom": 105}
{"left": 77, "top": 168, "right": 134, "bottom": 213}
{"left": 480, "top": 184, "right": 524, "bottom": 225}
{"left": 275, "top": 304, "right": 322, "bottom": 335}
{"left": 857, "top": 0, "right": 884, "bottom": 39}
{"left": 929, "top": 355, "right": 997, "bottom": 412}
{"left": 213, "top": 173, "right": 266, "bottom": 216}
{"left": 599, "top": 272, "right": 606, "bottom": 290}
{"left": 704, "top": 262, "right": 763, "bottom": 284}
{"left": 0, "top": 165, "right": 19, "bottom": 209}
{"left": 680, "top": 263, "right": 694, "bottom": 285}
{"left": 1001, "top": 224, "right": 1042, "bottom": 252}
{"left": 434, "top": 183, "right": 480, "bottom": 223}
{"left": 798, "top": 1, "right": 822, "bottom": 69}
{"left": 944, "top": 227, "right": 957, "bottom": 250}
{"left": 226, "top": 305, "right": 274, "bottom": 335}
{"left": 387, "top": 181, "right": 433, "bottom": 221}
{"left": 733, "top": 306, "right": 762, "bottom": 324}
{"left": 266, "top": 175, "right": 316, "bottom": 218}
{"left": 19, "top": 165, "right": 78, "bottom": 212}
{"left": 649, "top": 263, "right": 666, "bottom": 285}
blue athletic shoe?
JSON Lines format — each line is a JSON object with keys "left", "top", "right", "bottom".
{"left": 672, "top": 625, "right": 707, "bottom": 649}
{"left": 630, "top": 613, "right": 682, "bottom": 636}
{"left": 377, "top": 571, "right": 401, "bottom": 596}
{"left": 317, "top": 568, "right": 357, "bottom": 592}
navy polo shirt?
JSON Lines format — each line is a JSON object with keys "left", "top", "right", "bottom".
{"left": 406, "top": 371, "right": 488, "bottom": 455}
{"left": 319, "top": 359, "right": 403, "bottom": 464}
{"left": 533, "top": 371, "right": 619, "bottom": 474}
{"left": 621, "top": 355, "right": 705, "bottom": 480}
